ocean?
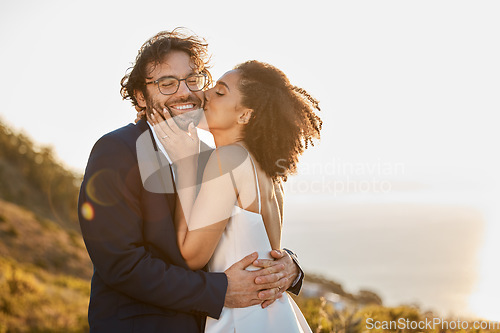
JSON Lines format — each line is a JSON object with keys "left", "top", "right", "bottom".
{"left": 281, "top": 192, "right": 485, "bottom": 318}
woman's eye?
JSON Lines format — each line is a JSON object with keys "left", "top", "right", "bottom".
{"left": 216, "top": 92, "right": 224, "bottom": 96}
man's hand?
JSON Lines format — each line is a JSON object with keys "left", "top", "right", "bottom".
{"left": 252, "top": 249, "right": 299, "bottom": 308}
{"left": 224, "top": 252, "right": 285, "bottom": 308}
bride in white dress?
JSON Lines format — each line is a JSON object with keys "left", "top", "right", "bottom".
{"left": 149, "top": 60, "right": 321, "bottom": 332}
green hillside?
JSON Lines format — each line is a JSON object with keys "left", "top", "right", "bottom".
{"left": 0, "top": 119, "right": 80, "bottom": 231}
{"left": 0, "top": 252, "right": 90, "bottom": 332}
{"left": 0, "top": 119, "right": 91, "bottom": 332}
{"left": 0, "top": 198, "right": 92, "bottom": 279}
{"left": 0, "top": 196, "right": 91, "bottom": 332}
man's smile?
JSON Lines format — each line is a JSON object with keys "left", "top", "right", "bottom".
{"left": 169, "top": 103, "right": 198, "bottom": 113}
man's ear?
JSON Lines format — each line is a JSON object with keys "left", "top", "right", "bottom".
{"left": 135, "top": 90, "right": 147, "bottom": 108}
{"left": 238, "top": 108, "right": 254, "bottom": 124}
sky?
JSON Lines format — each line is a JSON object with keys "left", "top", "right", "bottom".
{"left": 1, "top": 0, "right": 499, "bottom": 320}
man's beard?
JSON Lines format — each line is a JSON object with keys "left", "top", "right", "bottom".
{"left": 146, "top": 96, "right": 204, "bottom": 131}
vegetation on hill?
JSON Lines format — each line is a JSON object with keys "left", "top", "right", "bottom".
{"left": 303, "top": 273, "right": 383, "bottom": 306}
{"left": 0, "top": 185, "right": 92, "bottom": 332}
{"left": 292, "top": 295, "right": 497, "bottom": 333}
{"left": 0, "top": 119, "right": 81, "bottom": 231}
{"left": 1, "top": 119, "right": 91, "bottom": 331}
{"left": 0, "top": 199, "right": 92, "bottom": 279}
{"left": 0, "top": 256, "right": 90, "bottom": 333}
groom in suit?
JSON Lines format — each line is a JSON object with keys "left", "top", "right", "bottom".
{"left": 78, "top": 29, "right": 303, "bottom": 333}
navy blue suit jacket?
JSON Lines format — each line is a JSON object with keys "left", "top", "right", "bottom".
{"left": 78, "top": 120, "right": 227, "bottom": 333}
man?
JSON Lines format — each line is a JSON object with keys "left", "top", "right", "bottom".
{"left": 78, "top": 28, "right": 303, "bottom": 332}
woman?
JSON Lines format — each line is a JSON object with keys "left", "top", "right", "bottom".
{"left": 147, "top": 60, "right": 321, "bottom": 332}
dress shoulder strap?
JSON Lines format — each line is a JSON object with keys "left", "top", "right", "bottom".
{"left": 217, "top": 144, "right": 262, "bottom": 213}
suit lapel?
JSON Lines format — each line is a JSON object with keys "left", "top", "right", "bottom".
{"left": 135, "top": 120, "right": 215, "bottom": 269}
{"left": 136, "top": 120, "right": 176, "bottom": 195}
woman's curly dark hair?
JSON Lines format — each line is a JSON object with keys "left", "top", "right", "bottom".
{"left": 235, "top": 60, "right": 322, "bottom": 182}
{"left": 120, "top": 28, "right": 212, "bottom": 108}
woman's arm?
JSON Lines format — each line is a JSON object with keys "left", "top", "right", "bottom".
{"left": 273, "top": 179, "right": 284, "bottom": 228}
{"left": 174, "top": 146, "right": 250, "bottom": 269}
{"left": 148, "top": 108, "right": 252, "bottom": 270}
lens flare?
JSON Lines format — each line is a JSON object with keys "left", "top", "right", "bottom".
{"left": 80, "top": 202, "right": 94, "bottom": 221}
{"left": 85, "top": 169, "right": 119, "bottom": 206}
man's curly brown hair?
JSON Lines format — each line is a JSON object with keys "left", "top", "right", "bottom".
{"left": 235, "top": 60, "right": 322, "bottom": 182}
{"left": 120, "top": 28, "right": 212, "bottom": 108}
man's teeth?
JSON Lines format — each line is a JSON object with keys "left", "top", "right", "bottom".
{"left": 172, "top": 104, "right": 194, "bottom": 110}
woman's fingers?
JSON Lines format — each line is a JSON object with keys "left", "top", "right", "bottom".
{"left": 162, "top": 108, "right": 182, "bottom": 135}
{"left": 187, "top": 122, "right": 199, "bottom": 142}
{"left": 134, "top": 110, "right": 145, "bottom": 123}
{"left": 160, "top": 108, "right": 199, "bottom": 142}
{"left": 146, "top": 110, "right": 155, "bottom": 124}
{"left": 146, "top": 112, "right": 162, "bottom": 137}
{"left": 151, "top": 108, "right": 175, "bottom": 140}
{"left": 145, "top": 107, "right": 201, "bottom": 163}
{"left": 148, "top": 107, "right": 200, "bottom": 151}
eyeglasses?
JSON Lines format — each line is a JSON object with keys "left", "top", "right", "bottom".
{"left": 145, "top": 73, "right": 208, "bottom": 95}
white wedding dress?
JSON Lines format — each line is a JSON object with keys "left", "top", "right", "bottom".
{"left": 205, "top": 154, "right": 312, "bottom": 333}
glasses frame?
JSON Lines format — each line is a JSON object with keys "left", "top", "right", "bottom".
{"left": 145, "top": 73, "right": 208, "bottom": 96}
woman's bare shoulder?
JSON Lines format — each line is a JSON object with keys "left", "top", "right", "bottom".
{"left": 203, "top": 144, "right": 251, "bottom": 179}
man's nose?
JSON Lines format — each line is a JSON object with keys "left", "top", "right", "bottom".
{"left": 175, "top": 80, "right": 191, "bottom": 98}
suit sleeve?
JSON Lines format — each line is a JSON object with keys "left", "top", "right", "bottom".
{"left": 78, "top": 133, "right": 227, "bottom": 319}
{"left": 283, "top": 248, "right": 304, "bottom": 295}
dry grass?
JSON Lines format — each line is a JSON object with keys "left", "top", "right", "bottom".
{"left": 0, "top": 256, "right": 90, "bottom": 332}
{"left": 0, "top": 199, "right": 92, "bottom": 279}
